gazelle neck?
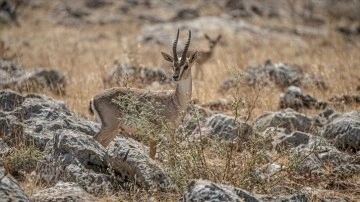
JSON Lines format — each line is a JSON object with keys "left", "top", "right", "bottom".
{"left": 175, "top": 75, "right": 192, "bottom": 110}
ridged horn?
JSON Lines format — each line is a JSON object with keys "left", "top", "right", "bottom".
{"left": 173, "top": 29, "right": 179, "bottom": 62}
{"left": 181, "top": 30, "right": 191, "bottom": 64}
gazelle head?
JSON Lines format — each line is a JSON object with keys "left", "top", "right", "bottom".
{"left": 205, "top": 34, "right": 222, "bottom": 50}
{"left": 161, "top": 29, "right": 198, "bottom": 81}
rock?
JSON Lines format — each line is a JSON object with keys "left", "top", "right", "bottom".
{"left": 171, "top": 7, "right": 199, "bottom": 22}
{"left": 0, "top": 138, "right": 10, "bottom": 156}
{"left": 262, "top": 127, "right": 354, "bottom": 175}
{"left": 337, "top": 24, "right": 360, "bottom": 36}
{"left": 138, "top": 16, "right": 269, "bottom": 45}
{"left": 85, "top": 0, "right": 111, "bottom": 9}
{"left": 31, "top": 182, "right": 99, "bottom": 201}
{"left": 279, "top": 86, "right": 328, "bottom": 111}
{"left": 103, "top": 63, "right": 170, "bottom": 88}
{"left": 253, "top": 108, "right": 313, "bottom": 133}
{"left": 0, "top": 59, "right": 67, "bottom": 95}
{"left": 180, "top": 179, "right": 309, "bottom": 202}
{"left": 0, "top": 0, "right": 19, "bottom": 25}
{"left": 321, "top": 111, "right": 360, "bottom": 152}
{"left": 0, "top": 166, "right": 29, "bottom": 201}
{"left": 223, "top": 60, "right": 326, "bottom": 92}
{"left": 218, "top": 77, "right": 238, "bottom": 93}
{"left": 1, "top": 89, "right": 175, "bottom": 194}
{"left": 329, "top": 94, "right": 360, "bottom": 105}
{"left": 37, "top": 128, "right": 120, "bottom": 195}
{"left": 205, "top": 114, "right": 253, "bottom": 143}
{"left": 202, "top": 99, "right": 233, "bottom": 112}
{"left": 0, "top": 90, "right": 95, "bottom": 150}
{"left": 260, "top": 193, "right": 309, "bottom": 202}
{"left": 313, "top": 108, "right": 340, "bottom": 127}
{"left": 245, "top": 60, "right": 304, "bottom": 88}
{"left": 53, "top": 2, "right": 122, "bottom": 26}
{"left": 107, "top": 136, "right": 177, "bottom": 191}
{"left": 179, "top": 179, "right": 261, "bottom": 202}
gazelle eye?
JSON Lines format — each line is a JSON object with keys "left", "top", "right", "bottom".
{"left": 183, "top": 64, "right": 189, "bottom": 70}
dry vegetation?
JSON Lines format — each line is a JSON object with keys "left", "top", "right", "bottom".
{"left": 1, "top": 0, "right": 360, "bottom": 201}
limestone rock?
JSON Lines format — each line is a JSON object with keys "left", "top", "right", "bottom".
{"left": 321, "top": 111, "right": 360, "bottom": 152}
{"left": 179, "top": 179, "right": 261, "bottom": 202}
{"left": 253, "top": 108, "right": 313, "bottom": 133}
{"left": 31, "top": 182, "right": 99, "bottom": 201}
{"left": 0, "top": 166, "right": 29, "bottom": 201}
{"left": 0, "top": 59, "right": 67, "bottom": 95}
{"left": 279, "top": 86, "right": 327, "bottom": 111}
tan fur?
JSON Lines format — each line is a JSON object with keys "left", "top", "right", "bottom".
{"left": 90, "top": 30, "right": 198, "bottom": 159}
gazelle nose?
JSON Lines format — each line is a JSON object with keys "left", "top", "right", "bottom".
{"left": 172, "top": 75, "right": 179, "bottom": 81}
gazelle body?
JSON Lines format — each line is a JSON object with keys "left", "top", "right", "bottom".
{"left": 90, "top": 30, "right": 198, "bottom": 159}
{"left": 193, "top": 34, "right": 221, "bottom": 79}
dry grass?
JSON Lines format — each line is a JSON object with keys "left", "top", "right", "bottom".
{"left": 1, "top": 1, "right": 360, "bottom": 201}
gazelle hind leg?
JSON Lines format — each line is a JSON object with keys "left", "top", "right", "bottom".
{"left": 149, "top": 139, "right": 157, "bottom": 159}
{"left": 94, "top": 125, "right": 119, "bottom": 147}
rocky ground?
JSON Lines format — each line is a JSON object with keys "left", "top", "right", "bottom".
{"left": 1, "top": 0, "right": 360, "bottom": 201}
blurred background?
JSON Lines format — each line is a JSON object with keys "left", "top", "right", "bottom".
{"left": 1, "top": 0, "right": 359, "bottom": 119}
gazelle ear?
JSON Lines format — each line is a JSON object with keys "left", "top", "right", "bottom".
{"left": 161, "top": 52, "right": 174, "bottom": 63}
{"left": 204, "top": 34, "right": 210, "bottom": 40}
{"left": 189, "top": 51, "right": 198, "bottom": 63}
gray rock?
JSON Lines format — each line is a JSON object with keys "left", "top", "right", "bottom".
{"left": 260, "top": 193, "right": 309, "bottom": 202}
{"left": 0, "top": 137, "right": 11, "bottom": 156}
{"left": 107, "top": 136, "right": 177, "bottom": 191}
{"left": 205, "top": 114, "right": 253, "bottom": 143}
{"left": 1, "top": 89, "right": 175, "bottom": 194}
{"left": 0, "top": 90, "right": 96, "bottom": 150}
{"left": 179, "top": 179, "right": 261, "bottom": 202}
{"left": 221, "top": 60, "right": 326, "bottom": 92}
{"left": 321, "top": 111, "right": 360, "bottom": 152}
{"left": 313, "top": 108, "right": 340, "bottom": 127}
{"left": 0, "top": 166, "right": 29, "bottom": 201}
{"left": 202, "top": 99, "right": 233, "bottom": 112}
{"left": 85, "top": 0, "right": 111, "bottom": 9}
{"left": 244, "top": 60, "right": 303, "bottom": 88}
{"left": 31, "top": 182, "right": 99, "bottom": 201}
{"left": 279, "top": 86, "right": 327, "bottom": 111}
{"left": 37, "top": 128, "right": 119, "bottom": 195}
{"left": 0, "top": 0, "right": 19, "bottom": 25}
{"left": 0, "top": 59, "right": 67, "bottom": 95}
{"left": 262, "top": 127, "right": 353, "bottom": 175}
{"left": 138, "top": 16, "right": 269, "bottom": 45}
{"left": 253, "top": 108, "right": 313, "bottom": 133}
{"left": 103, "top": 63, "right": 170, "bottom": 88}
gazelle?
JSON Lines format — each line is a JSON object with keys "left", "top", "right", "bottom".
{"left": 89, "top": 30, "right": 198, "bottom": 159}
{"left": 193, "top": 34, "right": 222, "bottom": 79}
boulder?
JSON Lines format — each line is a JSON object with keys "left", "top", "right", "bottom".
{"left": 31, "top": 182, "right": 99, "bottom": 201}
{"left": 261, "top": 127, "right": 355, "bottom": 175}
{"left": 253, "top": 108, "right": 313, "bottom": 133}
{"left": 0, "top": 90, "right": 95, "bottom": 150}
{"left": 107, "top": 136, "right": 177, "bottom": 191}
{"left": 244, "top": 60, "right": 303, "bottom": 88}
{"left": 0, "top": 90, "right": 175, "bottom": 195}
{"left": 0, "top": 166, "right": 29, "bottom": 201}
{"left": 103, "top": 63, "right": 170, "bottom": 88}
{"left": 321, "top": 111, "right": 360, "bottom": 152}
{"left": 179, "top": 179, "right": 309, "bottom": 202}
{"left": 205, "top": 114, "right": 252, "bottom": 143}
{"left": 279, "top": 86, "right": 327, "bottom": 111}
{"left": 313, "top": 108, "right": 340, "bottom": 127}
{"left": 179, "top": 179, "right": 261, "bottom": 202}
{"left": 138, "top": 16, "right": 269, "bottom": 45}
{"left": 0, "top": 59, "right": 67, "bottom": 95}
{"left": 220, "top": 60, "right": 326, "bottom": 92}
